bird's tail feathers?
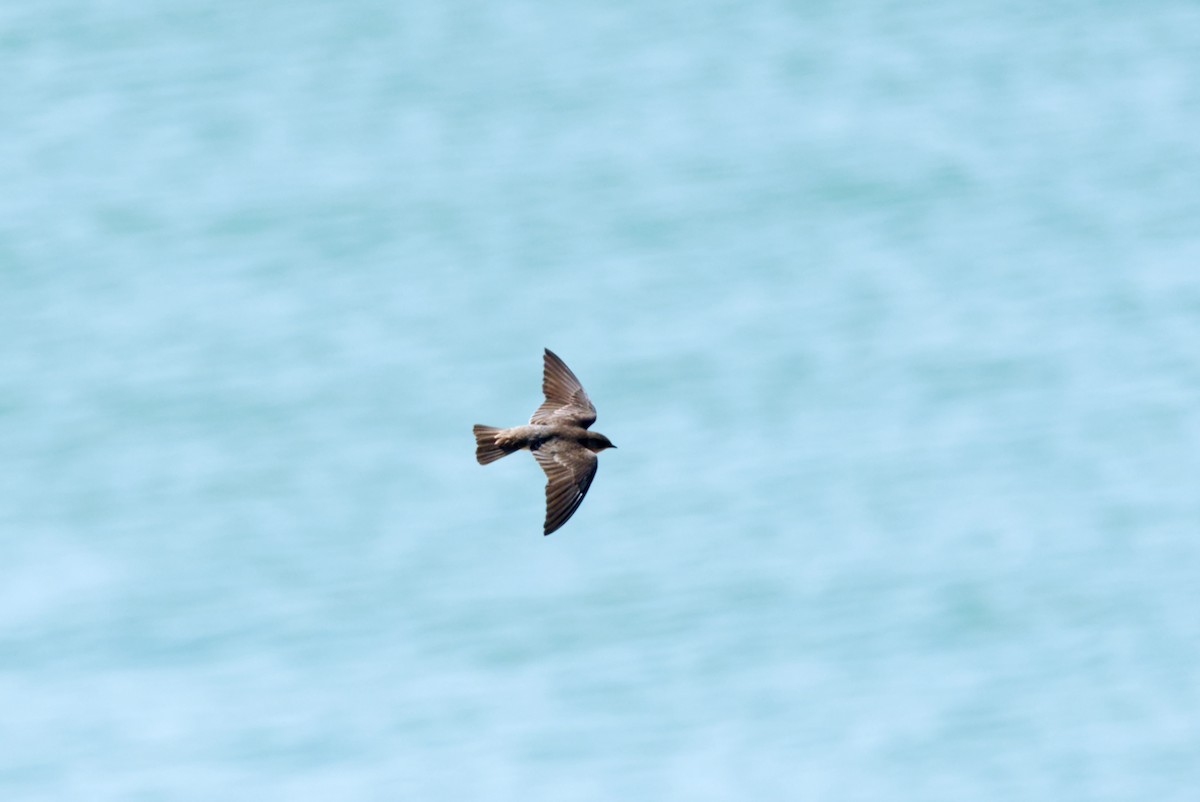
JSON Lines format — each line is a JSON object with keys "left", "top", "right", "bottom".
{"left": 473, "top": 425, "right": 513, "bottom": 465}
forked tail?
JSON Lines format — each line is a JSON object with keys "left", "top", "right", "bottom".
{"left": 473, "top": 425, "right": 514, "bottom": 465}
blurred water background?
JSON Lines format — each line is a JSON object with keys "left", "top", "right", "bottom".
{"left": 3, "top": 1, "right": 1199, "bottom": 799}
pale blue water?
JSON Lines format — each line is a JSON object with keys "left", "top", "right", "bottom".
{"left": 3, "top": 2, "right": 1199, "bottom": 799}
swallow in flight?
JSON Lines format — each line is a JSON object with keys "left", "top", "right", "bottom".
{"left": 473, "top": 349, "right": 616, "bottom": 535}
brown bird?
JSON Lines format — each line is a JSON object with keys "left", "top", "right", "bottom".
{"left": 473, "top": 349, "right": 616, "bottom": 535}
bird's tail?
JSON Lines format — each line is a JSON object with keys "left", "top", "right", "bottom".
{"left": 473, "top": 425, "right": 514, "bottom": 465}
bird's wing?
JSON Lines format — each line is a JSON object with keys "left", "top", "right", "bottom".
{"left": 530, "top": 348, "right": 597, "bottom": 428}
{"left": 533, "top": 441, "right": 599, "bottom": 535}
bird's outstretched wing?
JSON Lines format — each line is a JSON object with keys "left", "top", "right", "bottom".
{"left": 532, "top": 441, "right": 599, "bottom": 535}
{"left": 529, "top": 348, "right": 597, "bottom": 428}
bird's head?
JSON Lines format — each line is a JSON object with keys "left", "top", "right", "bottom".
{"left": 585, "top": 432, "right": 617, "bottom": 453}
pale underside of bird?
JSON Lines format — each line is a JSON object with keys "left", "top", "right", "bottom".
{"left": 473, "top": 349, "right": 616, "bottom": 535}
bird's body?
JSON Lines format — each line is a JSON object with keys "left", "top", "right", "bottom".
{"left": 483, "top": 424, "right": 612, "bottom": 454}
{"left": 473, "top": 349, "right": 616, "bottom": 535}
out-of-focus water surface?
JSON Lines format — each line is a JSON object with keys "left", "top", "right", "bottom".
{"left": 3, "top": 2, "right": 1199, "bottom": 799}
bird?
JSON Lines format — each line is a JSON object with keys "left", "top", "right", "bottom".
{"left": 473, "top": 349, "right": 616, "bottom": 535}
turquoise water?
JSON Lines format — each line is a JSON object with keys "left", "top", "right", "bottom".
{"left": 3, "top": 2, "right": 1199, "bottom": 799}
